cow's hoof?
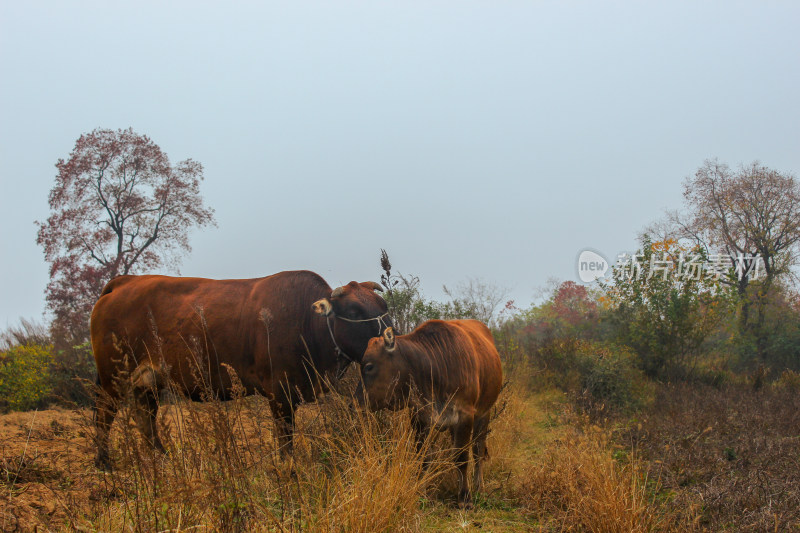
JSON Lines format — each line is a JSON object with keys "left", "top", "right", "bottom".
{"left": 458, "top": 493, "right": 473, "bottom": 510}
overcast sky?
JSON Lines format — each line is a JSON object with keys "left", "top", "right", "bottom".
{"left": 1, "top": 1, "right": 798, "bottom": 328}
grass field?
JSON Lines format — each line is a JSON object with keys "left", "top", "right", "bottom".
{"left": 2, "top": 375, "right": 799, "bottom": 532}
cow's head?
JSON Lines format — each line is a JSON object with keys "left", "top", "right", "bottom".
{"left": 312, "top": 280, "right": 392, "bottom": 363}
{"left": 354, "top": 327, "right": 409, "bottom": 410}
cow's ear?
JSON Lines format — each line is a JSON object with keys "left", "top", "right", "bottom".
{"left": 383, "top": 327, "right": 396, "bottom": 352}
{"left": 312, "top": 299, "right": 333, "bottom": 316}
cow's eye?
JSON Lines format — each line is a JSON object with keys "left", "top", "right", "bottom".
{"left": 364, "top": 362, "right": 375, "bottom": 373}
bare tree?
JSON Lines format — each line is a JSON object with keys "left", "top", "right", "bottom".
{"left": 443, "top": 277, "right": 510, "bottom": 327}
{"left": 670, "top": 159, "right": 800, "bottom": 359}
{"left": 680, "top": 161, "right": 800, "bottom": 280}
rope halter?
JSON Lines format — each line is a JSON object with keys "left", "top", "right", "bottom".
{"left": 326, "top": 311, "right": 391, "bottom": 379}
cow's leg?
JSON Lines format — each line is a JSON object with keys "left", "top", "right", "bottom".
{"left": 411, "top": 414, "right": 428, "bottom": 454}
{"left": 450, "top": 419, "right": 474, "bottom": 508}
{"left": 411, "top": 414, "right": 433, "bottom": 471}
{"left": 130, "top": 364, "right": 165, "bottom": 453}
{"left": 94, "top": 388, "right": 118, "bottom": 470}
{"left": 269, "top": 397, "right": 295, "bottom": 457}
{"left": 471, "top": 415, "right": 490, "bottom": 496}
{"left": 132, "top": 386, "right": 165, "bottom": 454}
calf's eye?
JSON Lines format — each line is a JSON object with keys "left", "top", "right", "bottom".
{"left": 364, "top": 362, "right": 375, "bottom": 373}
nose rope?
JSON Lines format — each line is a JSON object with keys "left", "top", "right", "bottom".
{"left": 334, "top": 312, "right": 390, "bottom": 331}
{"left": 326, "top": 312, "right": 391, "bottom": 379}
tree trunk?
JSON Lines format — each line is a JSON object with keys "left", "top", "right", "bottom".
{"left": 753, "top": 284, "right": 770, "bottom": 362}
{"left": 737, "top": 277, "right": 750, "bottom": 337}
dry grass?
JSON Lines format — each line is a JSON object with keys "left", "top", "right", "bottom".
{"left": 3, "top": 376, "right": 547, "bottom": 532}
{"left": 79, "top": 372, "right": 447, "bottom": 533}
{"left": 8, "top": 371, "right": 796, "bottom": 531}
{"left": 514, "top": 421, "right": 670, "bottom": 532}
{"left": 619, "top": 382, "right": 800, "bottom": 531}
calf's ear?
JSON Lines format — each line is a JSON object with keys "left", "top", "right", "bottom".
{"left": 383, "top": 327, "right": 396, "bottom": 352}
{"left": 312, "top": 299, "right": 333, "bottom": 316}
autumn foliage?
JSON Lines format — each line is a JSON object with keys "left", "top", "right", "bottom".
{"left": 36, "top": 128, "right": 216, "bottom": 345}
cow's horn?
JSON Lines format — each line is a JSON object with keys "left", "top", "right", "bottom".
{"left": 383, "top": 327, "right": 396, "bottom": 352}
{"left": 363, "top": 281, "right": 384, "bottom": 292}
{"left": 331, "top": 286, "right": 346, "bottom": 298}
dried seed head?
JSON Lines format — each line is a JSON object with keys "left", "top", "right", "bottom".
{"left": 380, "top": 249, "right": 392, "bottom": 274}
{"left": 259, "top": 307, "right": 273, "bottom": 327}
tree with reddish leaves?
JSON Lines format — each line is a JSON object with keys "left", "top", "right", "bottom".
{"left": 551, "top": 281, "right": 598, "bottom": 328}
{"left": 37, "top": 128, "right": 216, "bottom": 345}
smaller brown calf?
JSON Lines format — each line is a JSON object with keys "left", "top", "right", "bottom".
{"left": 356, "top": 320, "right": 503, "bottom": 507}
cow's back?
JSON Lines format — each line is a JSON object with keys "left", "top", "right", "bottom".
{"left": 90, "top": 270, "right": 331, "bottom": 398}
{"left": 406, "top": 319, "right": 503, "bottom": 419}
{"left": 449, "top": 320, "right": 503, "bottom": 417}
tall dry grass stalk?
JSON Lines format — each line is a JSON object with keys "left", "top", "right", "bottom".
{"left": 81, "top": 366, "right": 444, "bottom": 532}
{"left": 518, "top": 423, "right": 668, "bottom": 533}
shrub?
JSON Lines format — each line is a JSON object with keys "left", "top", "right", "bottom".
{"left": 378, "top": 250, "right": 509, "bottom": 333}
{"left": 774, "top": 368, "right": 800, "bottom": 391}
{"left": 756, "top": 288, "right": 800, "bottom": 371}
{"left": 690, "top": 364, "right": 732, "bottom": 389}
{"left": 49, "top": 341, "right": 96, "bottom": 406}
{"left": 0, "top": 344, "right": 54, "bottom": 411}
{"left": 493, "top": 281, "right": 610, "bottom": 390}
{"left": 493, "top": 280, "right": 649, "bottom": 412}
{"left": 603, "top": 236, "right": 733, "bottom": 378}
{"left": 574, "top": 342, "right": 649, "bottom": 413}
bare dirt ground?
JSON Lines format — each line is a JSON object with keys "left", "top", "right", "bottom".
{"left": 1, "top": 407, "right": 98, "bottom": 531}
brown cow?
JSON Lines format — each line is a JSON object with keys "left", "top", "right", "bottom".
{"left": 90, "top": 270, "right": 390, "bottom": 469}
{"left": 356, "top": 319, "right": 503, "bottom": 507}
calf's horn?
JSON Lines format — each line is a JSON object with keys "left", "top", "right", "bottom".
{"left": 383, "top": 327, "right": 396, "bottom": 352}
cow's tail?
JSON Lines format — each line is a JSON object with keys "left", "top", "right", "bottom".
{"left": 99, "top": 275, "right": 135, "bottom": 298}
{"left": 92, "top": 373, "right": 102, "bottom": 423}
{"left": 91, "top": 275, "right": 136, "bottom": 333}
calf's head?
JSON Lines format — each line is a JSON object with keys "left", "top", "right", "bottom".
{"left": 312, "top": 281, "right": 392, "bottom": 362}
{"left": 355, "top": 328, "right": 410, "bottom": 410}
